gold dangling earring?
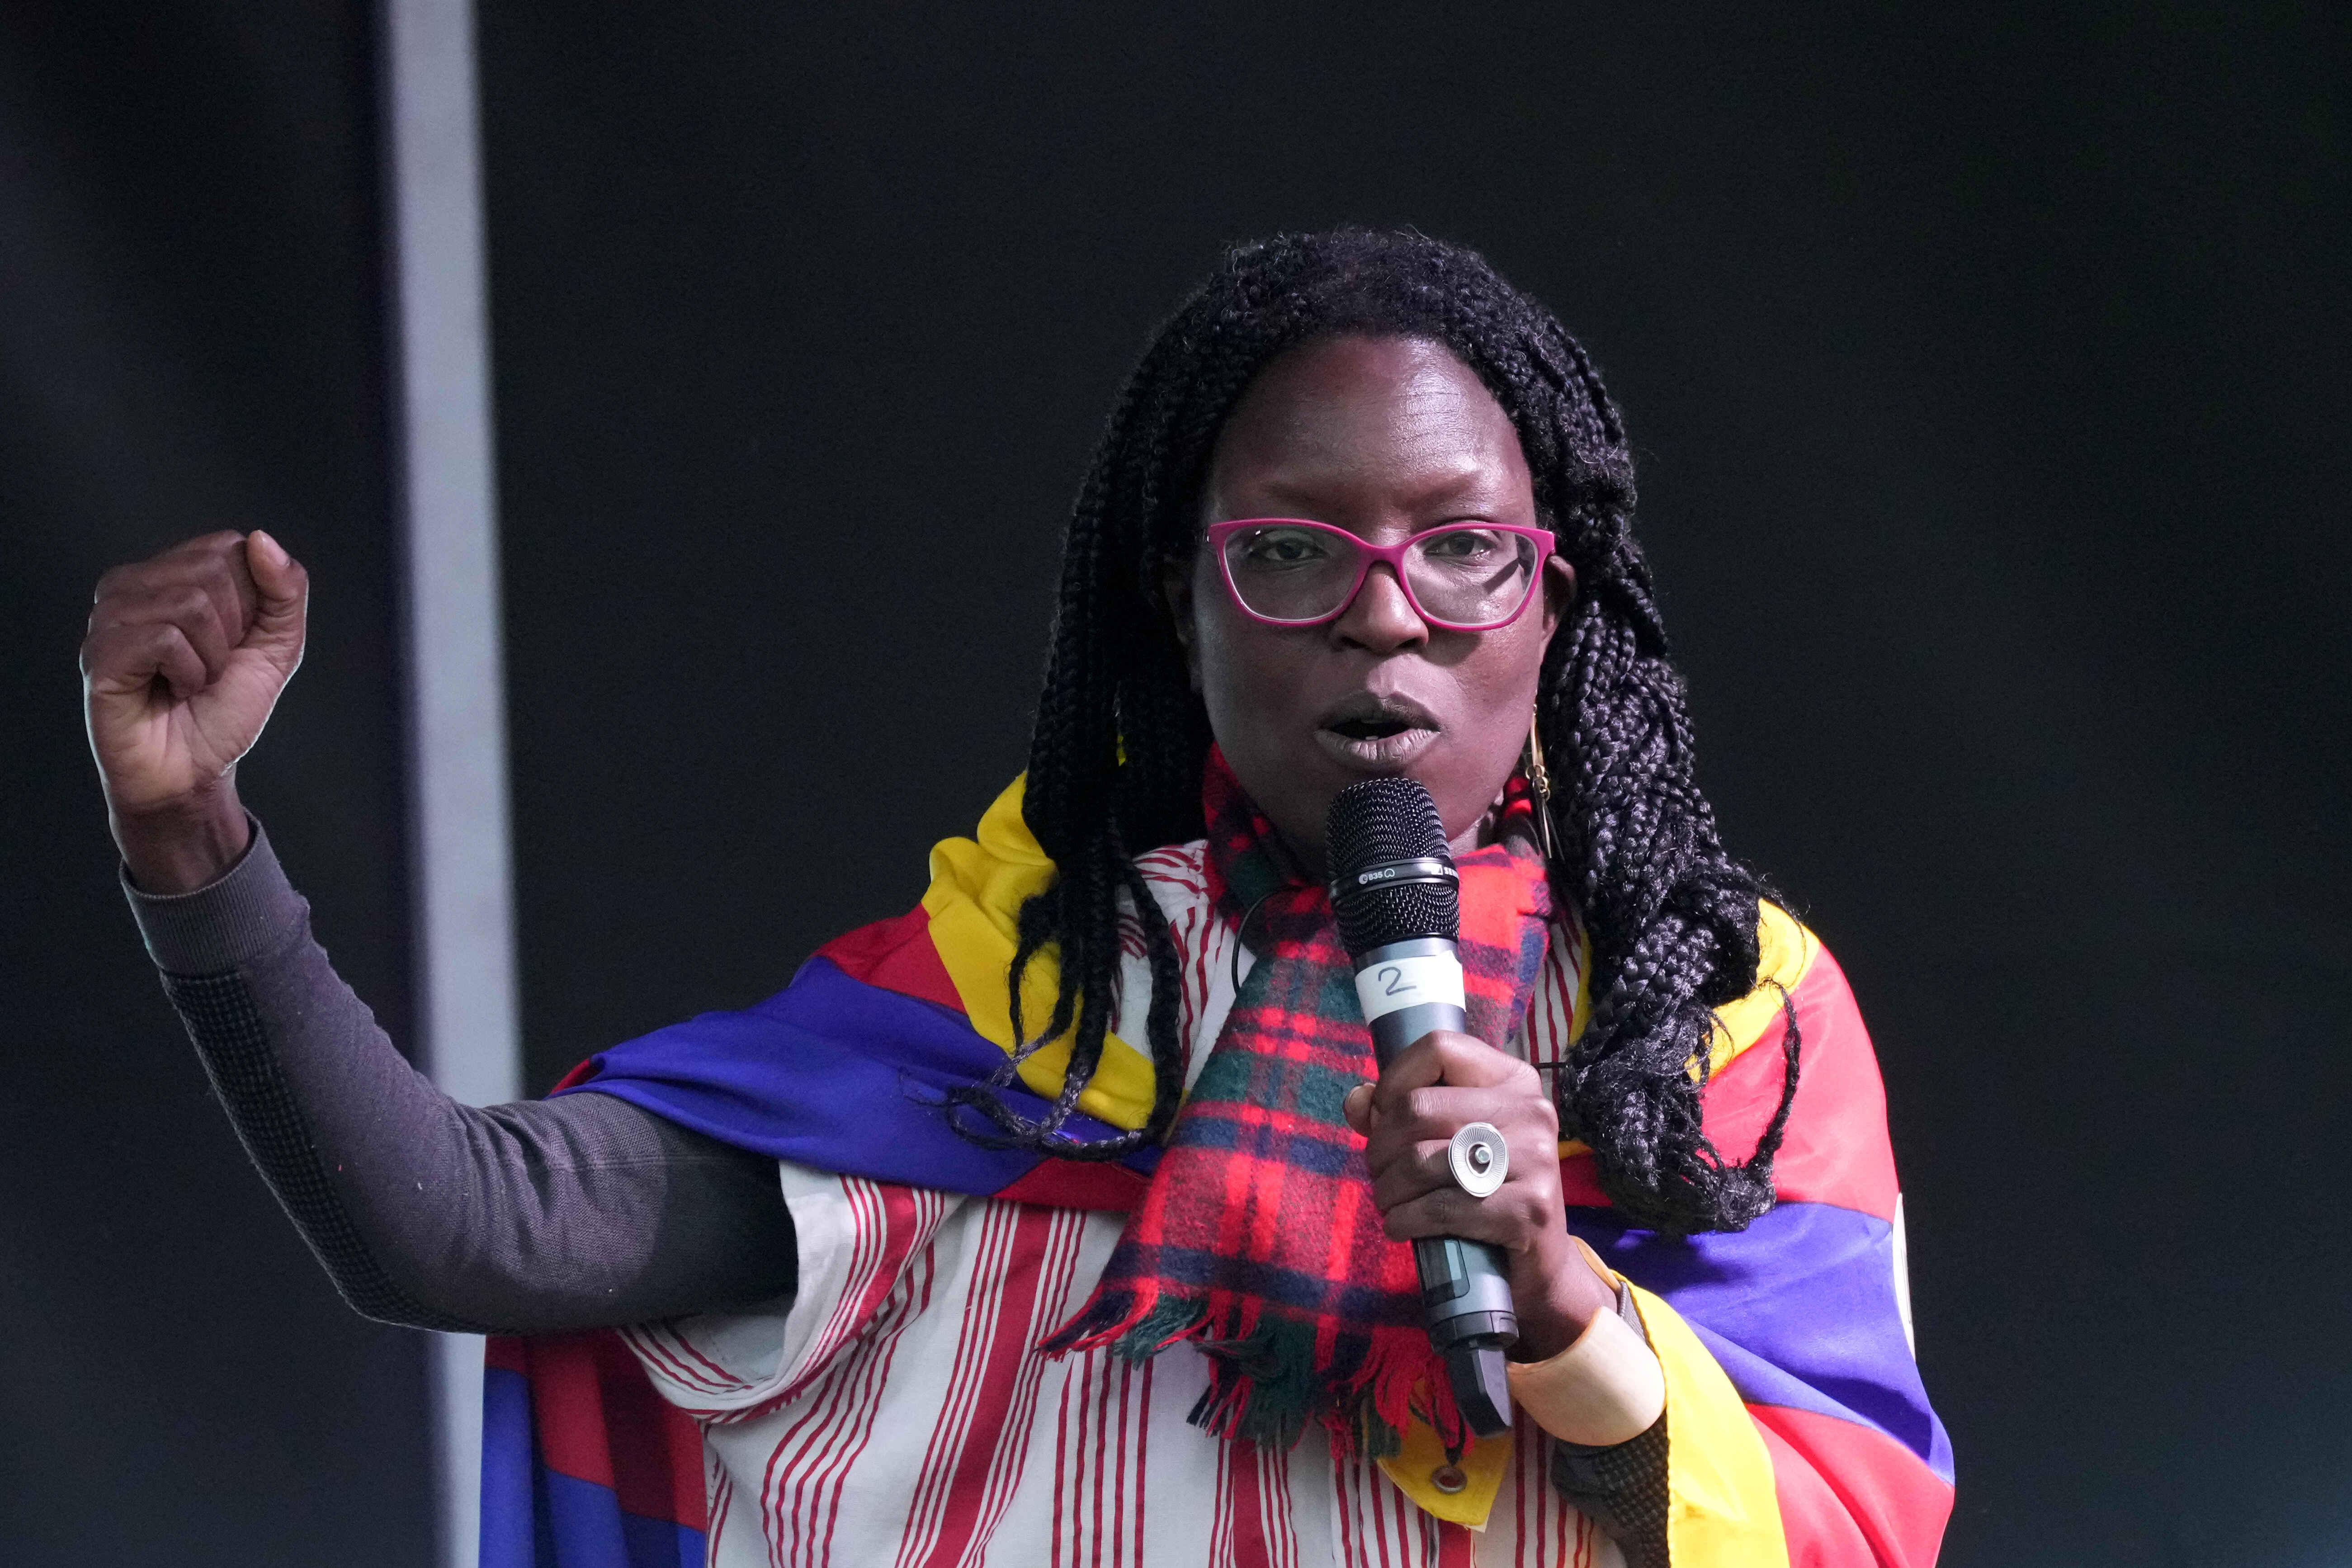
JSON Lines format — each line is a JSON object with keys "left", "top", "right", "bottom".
{"left": 1526, "top": 710, "right": 1558, "bottom": 861}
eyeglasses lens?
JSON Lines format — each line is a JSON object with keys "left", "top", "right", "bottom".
{"left": 1222, "top": 525, "right": 1537, "bottom": 627}
{"left": 1404, "top": 528, "right": 1539, "bottom": 625}
{"left": 1221, "top": 525, "right": 1359, "bottom": 623}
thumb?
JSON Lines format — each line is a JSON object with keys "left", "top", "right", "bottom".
{"left": 241, "top": 530, "right": 308, "bottom": 669}
{"left": 1342, "top": 1082, "right": 1376, "bottom": 1136}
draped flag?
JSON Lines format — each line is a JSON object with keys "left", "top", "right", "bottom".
{"left": 1563, "top": 912, "right": 1954, "bottom": 1566}
{"left": 478, "top": 776, "right": 1951, "bottom": 1566}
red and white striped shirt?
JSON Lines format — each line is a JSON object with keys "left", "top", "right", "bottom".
{"left": 618, "top": 841, "right": 1612, "bottom": 1568}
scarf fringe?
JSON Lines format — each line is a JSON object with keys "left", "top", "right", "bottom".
{"left": 1043, "top": 1285, "right": 1465, "bottom": 1455}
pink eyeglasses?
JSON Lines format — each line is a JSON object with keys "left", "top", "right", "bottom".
{"left": 1205, "top": 518, "right": 1557, "bottom": 631}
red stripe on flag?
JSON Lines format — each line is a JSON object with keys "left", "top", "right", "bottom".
{"left": 524, "top": 1330, "right": 707, "bottom": 1529}
{"left": 815, "top": 907, "right": 967, "bottom": 1013}
{"left": 1558, "top": 1152, "right": 1610, "bottom": 1208}
{"left": 549, "top": 1057, "right": 600, "bottom": 1093}
{"left": 996, "top": 1159, "right": 1149, "bottom": 1211}
{"left": 1710, "top": 946, "right": 1900, "bottom": 1220}
{"left": 1753, "top": 1403, "right": 1953, "bottom": 1568}
{"left": 1558, "top": 940, "right": 1901, "bottom": 1220}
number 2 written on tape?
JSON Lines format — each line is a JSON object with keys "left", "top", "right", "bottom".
{"left": 1353, "top": 953, "right": 1468, "bottom": 1021}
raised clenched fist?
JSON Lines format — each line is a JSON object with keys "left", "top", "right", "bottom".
{"left": 81, "top": 529, "right": 309, "bottom": 893}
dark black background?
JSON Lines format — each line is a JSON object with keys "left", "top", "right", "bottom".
{"left": 4, "top": 4, "right": 2346, "bottom": 1564}
{"left": 0, "top": 4, "right": 428, "bottom": 1564}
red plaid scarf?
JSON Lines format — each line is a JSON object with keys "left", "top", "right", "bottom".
{"left": 1043, "top": 747, "right": 1554, "bottom": 1453}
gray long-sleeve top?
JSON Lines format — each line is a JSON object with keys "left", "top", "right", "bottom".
{"left": 125, "top": 820, "right": 796, "bottom": 1334}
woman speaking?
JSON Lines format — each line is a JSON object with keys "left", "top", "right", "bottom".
{"left": 84, "top": 229, "right": 1949, "bottom": 1566}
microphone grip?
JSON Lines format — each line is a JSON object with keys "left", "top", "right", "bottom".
{"left": 1358, "top": 943, "right": 1519, "bottom": 1438}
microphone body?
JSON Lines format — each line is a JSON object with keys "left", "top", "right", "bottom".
{"left": 1327, "top": 779, "right": 1519, "bottom": 1437}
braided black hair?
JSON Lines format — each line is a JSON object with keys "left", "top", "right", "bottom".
{"left": 944, "top": 227, "right": 1799, "bottom": 1236}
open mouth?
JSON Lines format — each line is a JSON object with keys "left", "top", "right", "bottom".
{"left": 1315, "top": 694, "right": 1441, "bottom": 770}
{"left": 1327, "top": 714, "right": 1417, "bottom": 742}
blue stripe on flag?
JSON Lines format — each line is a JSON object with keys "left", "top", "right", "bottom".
{"left": 1568, "top": 1198, "right": 1954, "bottom": 1483}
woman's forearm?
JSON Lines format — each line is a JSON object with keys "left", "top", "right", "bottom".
{"left": 125, "top": 819, "right": 795, "bottom": 1333}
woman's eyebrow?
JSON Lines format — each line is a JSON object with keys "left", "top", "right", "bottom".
{"left": 1243, "top": 461, "right": 1511, "bottom": 516}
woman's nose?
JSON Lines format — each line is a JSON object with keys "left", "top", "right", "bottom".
{"left": 1330, "top": 562, "right": 1428, "bottom": 653}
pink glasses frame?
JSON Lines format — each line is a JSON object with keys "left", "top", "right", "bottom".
{"left": 1203, "top": 517, "right": 1559, "bottom": 631}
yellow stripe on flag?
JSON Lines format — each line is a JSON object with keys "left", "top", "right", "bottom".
{"left": 1632, "top": 1284, "right": 1790, "bottom": 1565}
{"left": 919, "top": 775, "right": 1160, "bottom": 1131}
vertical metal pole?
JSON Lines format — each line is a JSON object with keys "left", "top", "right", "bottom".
{"left": 379, "top": 3, "right": 515, "bottom": 1566}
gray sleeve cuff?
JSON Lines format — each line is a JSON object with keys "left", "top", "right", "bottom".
{"left": 123, "top": 817, "right": 309, "bottom": 976}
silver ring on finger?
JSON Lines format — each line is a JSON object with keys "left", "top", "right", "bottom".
{"left": 1446, "top": 1122, "right": 1509, "bottom": 1199}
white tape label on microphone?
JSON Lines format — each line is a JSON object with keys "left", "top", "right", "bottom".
{"left": 1355, "top": 953, "right": 1467, "bottom": 1021}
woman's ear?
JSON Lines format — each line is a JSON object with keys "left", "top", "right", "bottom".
{"left": 1160, "top": 556, "right": 1204, "bottom": 694}
{"left": 1540, "top": 553, "right": 1578, "bottom": 643}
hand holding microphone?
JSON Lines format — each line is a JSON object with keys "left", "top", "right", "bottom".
{"left": 1327, "top": 776, "right": 1619, "bottom": 1436}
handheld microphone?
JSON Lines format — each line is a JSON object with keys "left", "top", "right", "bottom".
{"left": 1326, "top": 775, "right": 1518, "bottom": 1437}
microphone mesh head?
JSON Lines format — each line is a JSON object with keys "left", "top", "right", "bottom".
{"left": 1325, "top": 776, "right": 1459, "bottom": 956}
